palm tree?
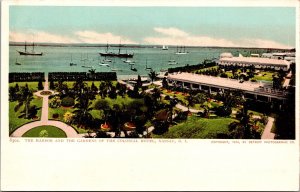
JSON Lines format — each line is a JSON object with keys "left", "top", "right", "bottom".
{"left": 73, "top": 93, "right": 93, "bottom": 128}
{"left": 94, "top": 99, "right": 110, "bottom": 122}
{"left": 14, "top": 85, "right": 33, "bottom": 119}
{"left": 73, "top": 78, "right": 87, "bottom": 97}
{"left": 186, "top": 94, "right": 196, "bottom": 112}
{"left": 168, "top": 97, "right": 178, "bottom": 125}
{"left": 148, "top": 70, "right": 158, "bottom": 84}
{"left": 99, "top": 81, "right": 107, "bottom": 99}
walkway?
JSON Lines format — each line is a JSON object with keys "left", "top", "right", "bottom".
{"left": 261, "top": 117, "right": 275, "bottom": 139}
{"left": 10, "top": 76, "right": 79, "bottom": 138}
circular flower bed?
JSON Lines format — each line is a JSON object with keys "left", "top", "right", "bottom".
{"left": 40, "top": 91, "right": 52, "bottom": 95}
{"left": 61, "top": 96, "right": 75, "bottom": 107}
{"left": 123, "top": 122, "right": 136, "bottom": 131}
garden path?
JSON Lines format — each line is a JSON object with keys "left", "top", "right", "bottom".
{"left": 261, "top": 117, "right": 275, "bottom": 139}
{"left": 10, "top": 77, "right": 80, "bottom": 138}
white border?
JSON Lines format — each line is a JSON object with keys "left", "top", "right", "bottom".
{"left": 1, "top": 0, "right": 299, "bottom": 191}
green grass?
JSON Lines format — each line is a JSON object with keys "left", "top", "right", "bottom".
{"left": 193, "top": 66, "right": 219, "bottom": 73}
{"left": 9, "top": 82, "right": 42, "bottom": 92}
{"left": 22, "top": 126, "right": 67, "bottom": 138}
{"left": 153, "top": 116, "right": 236, "bottom": 139}
{"left": 161, "top": 89, "right": 187, "bottom": 103}
{"left": 9, "top": 96, "right": 43, "bottom": 134}
{"left": 251, "top": 71, "right": 274, "bottom": 81}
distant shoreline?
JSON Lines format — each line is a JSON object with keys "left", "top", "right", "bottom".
{"left": 9, "top": 42, "right": 295, "bottom": 51}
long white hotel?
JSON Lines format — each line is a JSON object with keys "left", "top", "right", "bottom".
{"left": 217, "top": 52, "right": 291, "bottom": 71}
{"left": 166, "top": 52, "right": 293, "bottom": 104}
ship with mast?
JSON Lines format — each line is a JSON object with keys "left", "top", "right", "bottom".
{"left": 175, "top": 46, "right": 188, "bottom": 55}
{"left": 99, "top": 42, "right": 134, "bottom": 58}
{"left": 17, "top": 42, "right": 43, "bottom": 56}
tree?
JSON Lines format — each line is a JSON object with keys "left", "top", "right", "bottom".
{"left": 148, "top": 70, "right": 158, "bottom": 84}
{"left": 38, "top": 79, "right": 44, "bottom": 90}
{"left": 91, "top": 82, "right": 98, "bottom": 94}
{"left": 15, "top": 83, "right": 19, "bottom": 92}
{"left": 162, "top": 77, "right": 168, "bottom": 89}
{"left": 9, "top": 86, "right": 17, "bottom": 101}
{"left": 137, "top": 75, "right": 142, "bottom": 88}
{"left": 88, "top": 68, "right": 96, "bottom": 80}
{"left": 99, "top": 81, "right": 108, "bottom": 99}
{"left": 73, "top": 78, "right": 87, "bottom": 97}
{"left": 14, "top": 85, "right": 34, "bottom": 119}
{"left": 168, "top": 97, "right": 178, "bottom": 125}
{"left": 49, "top": 80, "right": 55, "bottom": 90}
{"left": 185, "top": 94, "right": 196, "bottom": 112}
{"left": 108, "top": 86, "right": 117, "bottom": 99}
{"left": 94, "top": 99, "right": 110, "bottom": 122}
{"left": 72, "top": 93, "right": 93, "bottom": 127}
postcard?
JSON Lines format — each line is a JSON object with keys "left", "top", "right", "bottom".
{"left": 1, "top": 0, "right": 299, "bottom": 191}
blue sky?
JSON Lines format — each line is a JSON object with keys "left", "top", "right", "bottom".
{"left": 9, "top": 6, "right": 296, "bottom": 48}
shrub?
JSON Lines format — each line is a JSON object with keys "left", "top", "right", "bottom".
{"left": 63, "top": 111, "right": 74, "bottom": 123}
{"left": 49, "top": 96, "right": 61, "bottom": 108}
{"left": 215, "top": 106, "right": 232, "bottom": 117}
{"left": 39, "top": 130, "right": 49, "bottom": 137}
{"left": 52, "top": 113, "right": 59, "bottom": 119}
{"left": 61, "top": 96, "right": 75, "bottom": 107}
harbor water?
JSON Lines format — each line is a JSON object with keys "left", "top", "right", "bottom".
{"left": 9, "top": 45, "right": 267, "bottom": 78}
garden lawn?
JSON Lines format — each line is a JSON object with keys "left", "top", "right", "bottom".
{"left": 22, "top": 126, "right": 67, "bottom": 137}
{"left": 252, "top": 71, "right": 274, "bottom": 81}
{"left": 194, "top": 66, "right": 219, "bottom": 73}
{"left": 9, "top": 96, "right": 43, "bottom": 134}
{"left": 153, "top": 116, "right": 236, "bottom": 139}
{"left": 9, "top": 82, "right": 42, "bottom": 92}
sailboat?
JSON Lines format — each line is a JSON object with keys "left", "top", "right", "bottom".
{"left": 162, "top": 45, "right": 168, "bottom": 50}
{"left": 99, "top": 42, "right": 134, "bottom": 58}
{"left": 70, "top": 54, "right": 77, "bottom": 66}
{"left": 17, "top": 42, "right": 43, "bottom": 56}
{"left": 130, "top": 64, "right": 137, "bottom": 72}
{"left": 145, "top": 59, "right": 152, "bottom": 71}
{"left": 81, "top": 54, "right": 93, "bottom": 68}
{"left": 15, "top": 58, "right": 21, "bottom": 65}
{"left": 175, "top": 46, "right": 188, "bottom": 55}
{"left": 123, "top": 57, "right": 135, "bottom": 64}
{"left": 111, "top": 59, "right": 122, "bottom": 72}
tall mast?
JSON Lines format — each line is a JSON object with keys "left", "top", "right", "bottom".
{"left": 106, "top": 42, "right": 109, "bottom": 53}
{"left": 118, "top": 39, "right": 121, "bottom": 54}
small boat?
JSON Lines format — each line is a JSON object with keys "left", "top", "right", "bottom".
{"left": 162, "top": 45, "right": 168, "bottom": 50}
{"left": 168, "top": 59, "right": 177, "bottom": 65}
{"left": 99, "top": 63, "right": 110, "bottom": 67}
{"left": 130, "top": 64, "right": 137, "bottom": 72}
{"left": 70, "top": 54, "right": 77, "bottom": 66}
{"left": 111, "top": 60, "right": 122, "bottom": 71}
{"left": 15, "top": 58, "right": 21, "bottom": 65}
{"left": 123, "top": 59, "right": 135, "bottom": 64}
{"left": 145, "top": 59, "right": 152, "bottom": 70}
{"left": 103, "top": 59, "right": 112, "bottom": 63}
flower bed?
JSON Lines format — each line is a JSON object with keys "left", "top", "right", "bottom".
{"left": 100, "top": 122, "right": 111, "bottom": 131}
{"left": 40, "top": 91, "right": 52, "bottom": 95}
{"left": 123, "top": 122, "right": 136, "bottom": 131}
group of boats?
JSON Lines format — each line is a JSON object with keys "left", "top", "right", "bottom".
{"left": 15, "top": 42, "right": 188, "bottom": 70}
